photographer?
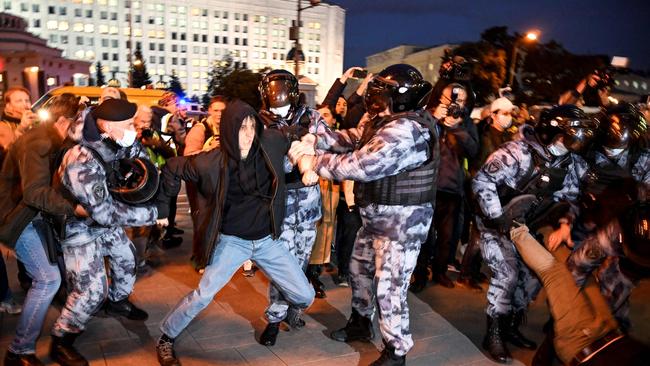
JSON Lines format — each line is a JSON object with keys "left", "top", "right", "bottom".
{"left": 322, "top": 67, "right": 372, "bottom": 129}
{"left": 0, "top": 94, "right": 88, "bottom": 365}
{"left": 411, "top": 82, "right": 478, "bottom": 292}
{"left": 559, "top": 72, "right": 611, "bottom": 108}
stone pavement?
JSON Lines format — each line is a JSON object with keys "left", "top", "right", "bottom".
{"left": 0, "top": 191, "right": 520, "bottom": 366}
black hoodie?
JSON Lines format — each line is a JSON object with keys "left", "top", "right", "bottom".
{"left": 158, "top": 99, "right": 291, "bottom": 267}
{"left": 219, "top": 101, "right": 273, "bottom": 240}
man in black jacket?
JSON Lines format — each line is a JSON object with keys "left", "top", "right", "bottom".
{"left": 155, "top": 100, "right": 314, "bottom": 366}
{"left": 0, "top": 94, "right": 89, "bottom": 366}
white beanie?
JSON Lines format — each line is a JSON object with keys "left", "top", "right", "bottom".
{"left": 490, "top": 97, "right": 514, "bottom": 113}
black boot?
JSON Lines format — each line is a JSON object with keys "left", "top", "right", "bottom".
{"left": 4, "top": 351, "right": 45, "bottom": 366}
{"left": 49, "top": 333, "right": 88, "bottom": 366}
{"left": 482, "top": 315, "right": 511, "bottom": 364}
{"left": 505, "top": 311, "right": 537, "bottom": 350}
{"left": 370, "top": 343, "right": 405, "bottom": 366}
{"left": 330, "top": 309, "right": 374, "bottom": 342}
{"left": 105, "top": 298, "right": 149, "bottom": 321}
{"left": 260, "top": 322, "right": 280, "bottom": 346}
{"left": 308, "top": 265, "right": 326, "bottom": 298}
{"left": 156, "top": 334, "right": 181, "bottom": 366}
{"left": 408, "top": 268, "right": 428, "bottom": 293}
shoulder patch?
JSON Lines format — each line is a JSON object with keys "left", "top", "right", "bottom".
{"left": 486, "top": 159, "right": 505, "bottom": 174}
{"left": 92, "top": 183, "right": 106, "bottom": 201}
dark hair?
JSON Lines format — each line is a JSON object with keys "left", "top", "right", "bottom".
{"left": 427, "top": 82, "right": 467, "bottom": 109}
{"left": 315, "top": 103, "right": 330, "bottom": 111}
{"left": 47, "top": 93, "right": 80, "bottom": 122}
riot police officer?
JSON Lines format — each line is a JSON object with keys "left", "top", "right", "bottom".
{"left": 50, "top": 99, "right": 158, "bottom": 366}
{"left": 567, "top": 103, "right": 649, "bottom": 331}
{"left": 292, "top": 64, "right": 439, "bottom": 366}
{"left": 257, "top": 70, "right": 330, "bottom": 346}
{"left": 472, "top": 105, "right": 597, "bottom": 363}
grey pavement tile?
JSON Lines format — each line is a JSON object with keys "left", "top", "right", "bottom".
{"left": 173, "top": 347, "right": 248, "bottom": 366}
{"left": 410, "top": 312, "right": 457, "bottom": 340}
{"left": 236, "top": 343, "right": 286, "bottom": 365}
{"left": 193, "top": 329, "right": 258, "bottom": 351}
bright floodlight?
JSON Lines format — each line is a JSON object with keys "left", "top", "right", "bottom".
{"left": 526, "top": 32, "right": 539, "bottom": 41}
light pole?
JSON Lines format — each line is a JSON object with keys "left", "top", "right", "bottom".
{"left": 289, "top": 0, "right": 321, "bottom": 77}
{"left": 507, "top": 30, "right": 540, "bottom": 87}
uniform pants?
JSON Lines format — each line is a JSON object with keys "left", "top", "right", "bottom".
{"left": 351, "top": 204, "right": 433, "bottom": 356}
{"left": 52, "top": 227, "right": 136, "bottom": 335}
{"left": 480, "top": 229, "right": 540, "bottom": 317}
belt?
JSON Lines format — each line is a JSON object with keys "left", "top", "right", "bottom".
{"left": 570, "top": 329, "right": 625, "bottom": 366}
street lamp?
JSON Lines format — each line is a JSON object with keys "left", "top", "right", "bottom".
{"left": 289, "top": 0, "right": 321, "bottom": 77}
{"left": 507, "top": 30, "right": 540, "bottom": 87}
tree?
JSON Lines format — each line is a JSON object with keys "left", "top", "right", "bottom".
{"left": 95, "top": 61, "right": 106, "bottom": 86}
{"left": 130, "top": 43, "right": 152, "bottom": 88}
{"left": 189, "top": 95, "right": 200, "bottom": 103}
{"left": 205, "top": 55, "right": 234, "bottom": 99}
{"left": 167, "top": 71, "right": 185, "bottom": 99}
{"left": 216, "top": 69, "right": 263, "bottom": 110}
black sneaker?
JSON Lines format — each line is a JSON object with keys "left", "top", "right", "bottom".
{"left": 337, "top": 274, "right": 350, "bottom": 287}
{"left": 105, "top": 299, "right": 149, "bottom": 321}
{"left": 156, "top": 335, "right": 181, "bottom": 366}
{"left": 4, "top": 351, "right": 45, "bottom": 366}
{"left": 167, "top": 227, "right": 185, "bottom": 236}
{"left": 161, "top": 236, "right": 183, "bottom": 249}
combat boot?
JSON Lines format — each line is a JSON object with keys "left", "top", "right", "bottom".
{"left": 330, "top": 309, "right": 374, "bottom": 342}
{"left": 482, "top": 315, "right": 512, "bottom": 364}
{"left": 505, "top": 310, "right": 537, "bottom": 349}
{"left": 259, "top": 322, "right": 280, "bottom": 346}
{"left": 49, "top": 332, "right": 88, "bottom": 366}
{"left": 4, "top": 351, "right": 45, "bottom": 366}
{"left": 370, "top": 342, "right": 405, "bottom": 366}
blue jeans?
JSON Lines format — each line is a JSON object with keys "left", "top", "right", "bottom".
{"left": 10, "top": 222, "right": 62, "bottom": 354}
{"left": 161, "top": 234, "right": 314, "bottom": 338}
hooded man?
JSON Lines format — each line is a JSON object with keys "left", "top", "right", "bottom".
{"left": 50, "top": 98, "right": 158, "bottom": 366}
{"left": 154, "top": 99, "right": 314, "bottom": 366}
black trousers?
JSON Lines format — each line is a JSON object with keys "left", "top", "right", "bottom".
{"left": 334, "top": 202, "right": 361, "bottom": 277}
{"left": 415, "top": 191, "right": 462, "bottom": 279}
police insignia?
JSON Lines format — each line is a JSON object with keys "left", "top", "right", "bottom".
{"left": 92, "top": 183, "right": 105, "bottom": 201}
{"left": 486, "top": 159, "right": 504, "bottom": 174}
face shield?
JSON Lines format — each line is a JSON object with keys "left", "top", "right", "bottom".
{"left": 364, "top": 77, "right": 395, "bottom": 117}
{"left": 264, "top": 79, "right": 295, "bottom": 109}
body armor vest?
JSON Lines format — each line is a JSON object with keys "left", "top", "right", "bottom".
{"left": 354, "top": 111, "right": 440, "bottom": 207}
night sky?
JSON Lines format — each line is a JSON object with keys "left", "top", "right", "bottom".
{"left": 326, "top": 0, "right": 650, "bottom": 72}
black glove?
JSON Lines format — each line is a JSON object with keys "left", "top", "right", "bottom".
{"left": 484, "top": 214, "right": 512, "bottom": 234}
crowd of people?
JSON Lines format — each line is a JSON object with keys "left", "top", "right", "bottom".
{"left": 0, "top": 55, "right": 649, "bottom": 366}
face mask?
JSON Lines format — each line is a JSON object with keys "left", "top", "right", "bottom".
{"left": 547, "top": 140, "right": 569, "bottom": 156}
{"left": 496, "top": 114, "right": 513, "bottom": 130}
{"left": 270, "top": 105, "right": 291, "bottom": 118}
{"left": 603, "top": 147, "right": 625, "bottom": 157}
{"left": 117, "top": 128, "right": 137, "bottom": 147}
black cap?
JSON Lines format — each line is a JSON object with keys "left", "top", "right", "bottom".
{"left": 91, "top": 99, "right": 137, "bottom": 121}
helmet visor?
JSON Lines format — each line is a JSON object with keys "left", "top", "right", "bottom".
{"left": 264, "top": 80, "right": 294, "bottom": 109}
{"left": 364, "top": 79, "right": 392, "bottom": 117}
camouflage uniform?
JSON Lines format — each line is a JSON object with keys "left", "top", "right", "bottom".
{"left": 567, "top": 148, "right": 650, "bottom": 329}
{"left": 312, "top": 115, "right": 434, "bottom": 356}
{"left": 52, "top": 139, "right": 157, "bottom": 336}
{"left": 264, "top": 106, "right": 329, "bottom": 323}
{"left": 472, "top": 127, "right": 588, "bottom": 318}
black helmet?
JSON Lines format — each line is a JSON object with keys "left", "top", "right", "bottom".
{"left": 364, "top": 64, "right": 433, "bottom": 117}
{"left": 602, "top": 103, "right": 648, "bottom": 149}
{"left": 536, "top": 105, "right": 599, "bottom": 153}
{"left": 259, "top": 69, "right": 299, "bottom": 112}
{"left": 109, "top": 157, "right": 160, "bottom": 205}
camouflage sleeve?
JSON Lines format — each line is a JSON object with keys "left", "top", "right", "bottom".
{"left": 567, "top": 220, "right": 621, "bottom": 286}
{"left": 312, "top": 117, "right": 430, "bottom": 182}
{"left": 632, "top": 150, "right": 650, "bottom": 185}
{"left": 62, "top": 146, "right": 157, "bottom": 227}
{"left": 284, "top": 155, "right": 293, "bottom": 173}
{"left": 315, "top": 115, "right": 368, "bottom": 153}
{"left": 553, "top": 154, "right": 589, "bottom": 203}
{"left": 472, "top": 142, "right": 523, "bottom": 218}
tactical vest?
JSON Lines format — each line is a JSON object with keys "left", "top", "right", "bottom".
{"left": 354, "top": 111, "right": 440, "bottom": 207}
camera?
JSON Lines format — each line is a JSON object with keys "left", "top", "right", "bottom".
{"left": 352, "top": 69, "right": 368, "bottom": 79}
{"left": 439, "top": 50, "right": 474, "bottom": 82}
{"left": 446, "top": 86, "right": 466, "bottom": 118}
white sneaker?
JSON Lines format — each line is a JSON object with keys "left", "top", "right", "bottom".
{"left": 0, "top": 299, "right": 22, "bottom": 315}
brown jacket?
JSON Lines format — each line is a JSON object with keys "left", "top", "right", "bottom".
{"left": 0, "top": 122, "right": 76, "bottom": 248}
{"left": 0, "top": 113, "right": 27, "bottom": 160}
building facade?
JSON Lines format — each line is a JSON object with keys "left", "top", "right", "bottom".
{"left": 0, "top": 12, "right": 91, "bottom": 105}
{"left": 366, "top": 44, "right": 457, "bottom": 85}
{"left": 4, "top": 0, "right": 345, "bottom": 101}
